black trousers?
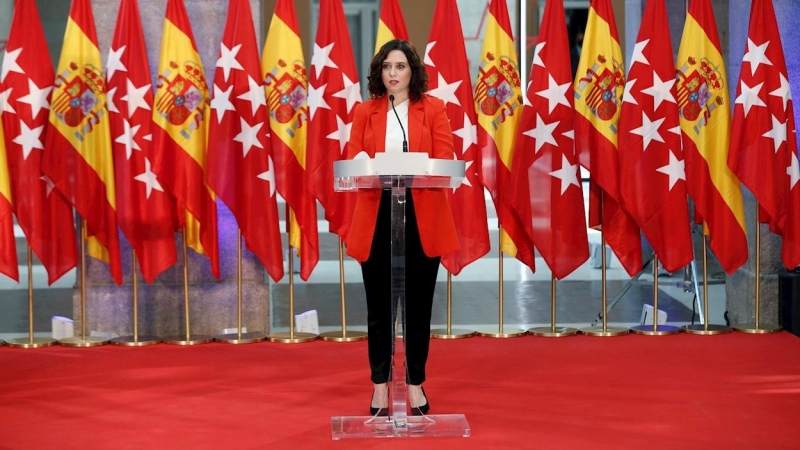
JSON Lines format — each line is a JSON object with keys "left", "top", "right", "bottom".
{"left": 361, "top": 190, "right": 440, "bottom": 385}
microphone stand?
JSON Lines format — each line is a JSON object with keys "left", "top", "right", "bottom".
{"left": 388, "top": 94, "right": 408, "bottom": 153}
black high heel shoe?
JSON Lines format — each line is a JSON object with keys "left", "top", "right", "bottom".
{"left": 410, "top": 386, "right": 430, "bottom": 416}
{"left": 369, "top": 389, "right": 389, "bottom": 416}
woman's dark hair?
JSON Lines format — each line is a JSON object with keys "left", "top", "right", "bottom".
{"left": 367, "top": 39, "right": 428, "bottom": 102}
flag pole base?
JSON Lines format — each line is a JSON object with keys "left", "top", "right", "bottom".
{"left": 430, "top": 328, "right": 475, "bottom": 339}
{"left": 5, "top": 337, "right": 58, "bottom": 348}
{"left": 681, "top": 324, "right": 731, "bottom": 335}
{"left": 59, "top": 336, "right": 109, "bottom": 347}
{"left": 215, "top": 331, "right": 266, "bottom": 344}
{"left": 268, "top": 331, "right": 318, "bottom": 344}
{"left": 162, "top": 334, "right": 214, "bottom": 345}
{"left": 580, "top": 325, "right": 629, "bottom": 337}
{"left": 320, "top": 330, "right": 368, "bottom": 342}
{"left": 528, "top": 326, "right": 579, "bottom": 337}
{"left": 732, "top": 323, "right": 782, "bottom": 334}
{"left": 110, "top": 335, "right": 161, "bottom": 346}
{"left": 475, "top": 327, "right": 526, "bottom": 338}
{"left": 629, "top": 325, "right": 681, "bottom": 336}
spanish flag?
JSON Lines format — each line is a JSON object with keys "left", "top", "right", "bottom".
{"left": 677, "top": 0, "right": 747, "bottom": 273}
{"left": 374, "top": 0, "right": 409, "bottom": 54}
{"left": 43, "top": 0, "right": 122, "bottom": 284}
{"left": 151, "top": 0, "right": 220, "bottom": 279}
{"left": 474, "top": 0, "right": 534, "bottom": 269}
{"left": 262, "top": 0, "right": 319, "bottom": 280}
{"left": 0, "top": 118, "right": 18, "bottom": 281}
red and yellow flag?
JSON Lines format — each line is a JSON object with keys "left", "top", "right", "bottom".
{"left": 1, "top": 0, "right": 77, "bottom": 284}
{"left": 151, "top": 0, "right": 220, "bottom": 279}
{"left": 262, "top": 0, "right": 319, "bottom": 280}
{"left": 677, "top": 0, "right": 747, "bottom": 273}
{"left": 43, "top": 0, "right": 122, "bottom": 284}
{"left": 374, "top": 0, "right": 409, "bottom": 54}
{"left": 573, "top": 0, "right": 641, "bottom": 276}
{"left": 474, "top": 0, "right": 534, "bottom": 269}
{"left": 0, "top": 118, "right": 18, "bottom": 281}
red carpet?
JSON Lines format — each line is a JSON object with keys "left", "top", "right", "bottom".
{"left": 2, "top": 332, "right": 800, "bottom": 449}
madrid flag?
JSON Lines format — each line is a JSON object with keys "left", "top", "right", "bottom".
{"left": 152, "top": 0, "right": 220, "bottom": 279}
{"left": 374, "top": 0, "right": 409, "bottom": 54}
{"left": 425, "top": 0, "right": 490, "bottom": 275}
{"left": 107, "top": 0, "right": 177, "bottom": 284}
{"left": 728, "top": 0, "right": 800, "bottom": 268}
{"left": 677, "top": 0, "right": 747, "bottom": 273}
{"left": 207, "top": 0, "right": 284, "bottom": 281}
{"left": 262, "top": 0, "right": 320, "bottom": 280}
{"left": 618, "top": 0, "right": 693, "bottom": 273}
{"left": 44, "top": 0, "right": 122, "bottom": 284}
{"left": 1, "top": 0, "right": 78, "bottom": 284}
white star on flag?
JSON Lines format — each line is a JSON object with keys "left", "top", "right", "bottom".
{"left": 216, "top": 43, "right": 244, "bottom": 83}
{"left": 641, "top": 71, "right": 676, "bottom": 109}
{"left": 237, "top": 75, "right": 267, "bottom": 115}
{"left": 628, "top": 39, "right": 650, "bottom": 70}
{"left": 533, "top": 41, "right": 546, "bottom": 68}
{"left": 311, "top": 42, "right": 339, "bottom": 78}
{"left": 523, "top": 80, "right": 533, "bottom": 106}
{"left": 452, "top": 112, "right": 477, "bottom": 155}
{"left": 13, "top": 120, "right": 44, "bottom": 160}
{"left": 762, "top": 114, "right": 787, "bottom": 153}
{"left": 115, "top": 118, "right": 141, "bottom": 159}
{"left": 742, "top": 38, "right": 772, "bottom": 76}
{"left": 452, "top": 154, "right": 473, "bottom": 190}
{"left": 211, "top": 84, "right": 236, "bottom": 123}
{"left": 234, "top": 117, "right": 264, "bottom": 158}
{"left": 122, "top": 79, "right": 151, "bottom": 117}
{"left": 770, "top": 73, "right": 792, "bottom": 112}
{"left": 523, "top": 113, "right": 559, "bottom": 153}
{"left": 622, "top": 78, "right": 638, "bottom": 105}
{"left": 256, "top": 156, "right": 276, "bottom": 197}
{"left": 655, "top": 150, "right": 686, "bottom": 190}
{"left": 1, "top": 48, "right": 24, "bottom": 83}
{"left": 536, "top": 74, "right": 571, "bottom": 114}
{"left": 735, "top": 80, "right": 767, "bottom": 117}
{"left": 17, "top": 79, "right": 52, "bottom": 118}
{"left": 549, "top": 153, "right": 581, "bottom": 195}
{"left": 325, "top": 114, "right": 352, "bottom": 154}
{"left": 331, "top": 73, "right": 362, "bottom": 113}
{"left": 0, "top": 88, "right": 16, "bottom": 114}
{"left": 423, "top": 41, "right": 436, "bottom": 67}
{"left": 106, "top": 45, "right": 127, "bottom": 80}
{"left": 40, "top": 175, "right": 56, "bottom": 197}
{"left": 307, "top": 82, "right": 330, "bottom": 120}
{"left": 788, "top": 152, "right": 800, "bottom": 190}
{"left": 668, "top": 125, "right": 682, "bottom": 135}
{"left": 631, "top": 111, "right": 665, "bottom": 151}
{"left": 106, "top": 87, "right": 119, "bottom": 113}
{"left": 133, "top": 158, "right": 164, "bottom": 199}
{"left": 428, "top": 72, "right": 462, "bottom": 107}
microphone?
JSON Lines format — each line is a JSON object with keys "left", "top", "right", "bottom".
{"left": 388, "top": 94, "right": 408, "bottom": 153}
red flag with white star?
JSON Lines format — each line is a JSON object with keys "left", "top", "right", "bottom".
{"left": 510, "top": 0, "right": 588, "bottom": 279}
{"left": 0, "top": 0, "right": 78, "bottom": 284}
{"left": 728, "top": 0, "right": 800, "bottom": 268}
{"left": 107, "top": 0, "right": 177, "bottom": 284}
{"left": 618, "top": 0, "right": 693, "bottom": 273}
{"left": 307, "top": 0, "right": 360, "bottom": 241}
{"left": 425, "top": 0, "right": 490, "bottom": 275}
{"left": 206, "top": 0, "right": 284, "bottom": 281}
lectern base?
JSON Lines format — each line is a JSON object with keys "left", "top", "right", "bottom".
{"left": 331, "top": 413, "right": 470, "bottom": 439}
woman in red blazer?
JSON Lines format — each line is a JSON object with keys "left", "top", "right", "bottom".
{"left": 344, "top": 39, "right": 458, "bottom": 417}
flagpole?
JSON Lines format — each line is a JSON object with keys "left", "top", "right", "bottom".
{"left": 6, "top": 246, "right": 57, "bottom": 348}
{"left": 683, "top": 234, "right": 731, "bottom": 335}
{"left": 216, "top": 230, "right": 267, "bottom": 344}
{"left": 163, "top": 228, "right": 214, "bottom": 345}
{"left": 431, "top": 272, "right": 476, "bottom": 339}
{"left": 529, "top": 275, "right": 578, "bottom": 337}
{"left": 733, "top": 205, "right": 781, "bottom": 333}
{"left": 60, "top": 219, "right": 109, "bottom": 347}
{"left": 630, "top": 255, "right": 680, "bottom": 335}
{"left": 110, "top": 253, "right": 160, "bottom": 346}
{"left": 477, "top": 229, "right": 526, "bottom": 338}
{"left": 320, "top": 238, "right": 367, "bottom": 342}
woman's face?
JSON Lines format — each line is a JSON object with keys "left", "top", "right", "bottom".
{"left": 381, "top": 49, "right": 411, "bottom": 99}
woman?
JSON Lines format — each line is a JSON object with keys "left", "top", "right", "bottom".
{"left": 344, "top": 39, "right": 459, "bottom": 416}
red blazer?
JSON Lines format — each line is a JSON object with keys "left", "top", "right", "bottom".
{"left": 344, "top": 94, "right": 460, "bottom": 262}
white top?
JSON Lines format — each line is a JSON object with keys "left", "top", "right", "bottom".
{"left": 384, "top": 99, "right": 409, "bottom": 153}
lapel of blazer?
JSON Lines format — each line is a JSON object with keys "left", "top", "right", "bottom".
{"left": 367, "top": 99, "right": 387, "bottom": 154}
{"left": 408, "top": 100, "right": 424, "bottom": 152}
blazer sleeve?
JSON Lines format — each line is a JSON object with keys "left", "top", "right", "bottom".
{"left": 427, "top": 96, "right": 455, "bottom": 160}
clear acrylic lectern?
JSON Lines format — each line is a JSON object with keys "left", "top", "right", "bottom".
{"left": 330, "top": 152, "right": 471, "bottom": 439}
